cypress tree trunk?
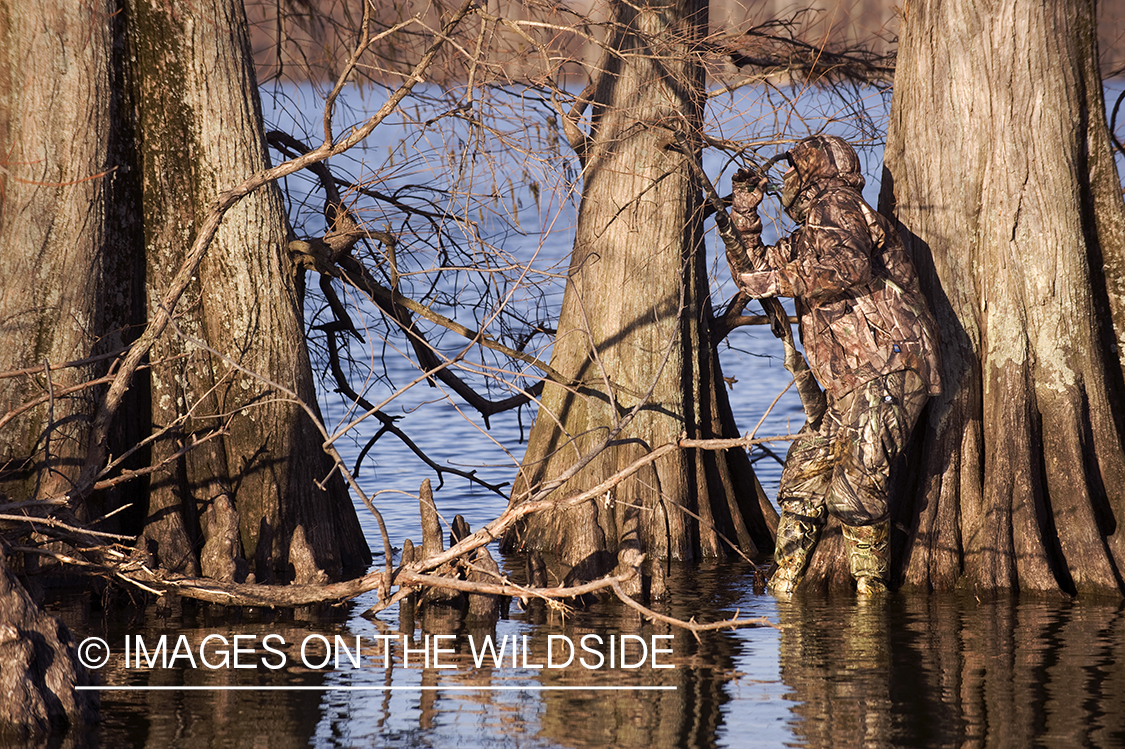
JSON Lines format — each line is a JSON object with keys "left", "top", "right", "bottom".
{"left": 124, "top": 0, "right": 369, "bottom": 582}
{"left": 0, "top": 0, "right": 143, "bottom": 506}
{"left": 506, "top": 0, "right": 775, "bottom": 576}
{"left": 0, "top": 0, "right": 370, "bottom": 585}
{"left": 878, "top": 0, "right": 1125, "bottom": 595}
{"left": 0, "top": 1, "right": 113, "bottom": 732}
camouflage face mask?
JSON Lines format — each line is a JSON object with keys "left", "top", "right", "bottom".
{"left": 781, "top": 168, "right": 801, "bottom": 211}
{"left": 778, "top": 148, "right": 800, "bottom": 206}
{"left": 782, "top": 162, "right": 810, "bottom": 222}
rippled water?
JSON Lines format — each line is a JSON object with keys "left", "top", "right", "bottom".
{"left": 55, "top": 566, "right": 1125, "bottom": 748}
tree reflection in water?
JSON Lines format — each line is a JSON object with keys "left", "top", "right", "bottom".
{"left": 42, "top": 567, "right": 1125, "bottom": 747}
{"left": 532, "top": 614, "right": 737, "bottom": 748}
{"left": 774, "top": 593, "right": 1125, "bottom": 748}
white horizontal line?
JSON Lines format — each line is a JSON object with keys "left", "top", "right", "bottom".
{"left": 78, "top": 685, "right": 677, "bottom": 692}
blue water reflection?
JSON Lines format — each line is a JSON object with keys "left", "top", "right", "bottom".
{"left": 74, "top": 569, "right": 1125, "bottom": 747}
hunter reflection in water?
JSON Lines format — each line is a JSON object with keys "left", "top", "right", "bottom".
{"left": 773, "top": 593, "right": 1125, "bottom": 749}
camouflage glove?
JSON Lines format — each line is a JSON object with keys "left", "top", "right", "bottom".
{"left": 732, "top": 168, "right": 767, "bottom": 214}
{"left": 726, "top": 168, "right": 767, "bottom": 277}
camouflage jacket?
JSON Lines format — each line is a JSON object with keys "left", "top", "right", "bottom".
{"left": 728, "top": 136, "right": 942, "bottom": 398}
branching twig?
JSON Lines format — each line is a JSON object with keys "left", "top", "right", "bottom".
{"left": 710, "top": 18, "right": 896, "bottom": 87}
{"left": 609, "top": 578, "right": 773, "bottom": 637}
{"left": 292, "top": 239, "right": 569, "bottom": 414}
{"left": 669, "top": 129, "right": 826, "bottom": 427}
{"left": 320, "top": 326, "right": 510, "bottom": 495}
{"left": 0, "top": 513, "right": 132, "bottom": 542}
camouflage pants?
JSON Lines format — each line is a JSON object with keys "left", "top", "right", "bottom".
{"left": 779, "top": 369, "right": 928, "bottom": 526}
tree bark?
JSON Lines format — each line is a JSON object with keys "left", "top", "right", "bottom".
{"left": 0, "top": 0, "right": 370, "bottom": 584}
{"left": 0, "top": 552, "right": 97, "bottom": 735}
{"left": 506, "top": 0, "right": 776, "bottom": 576}
{"left": 123, "top": 0, "right": 370, "bottom": 582}
{"left": 879, "top": 0, "right": 1125, "bottom": 595}
{"left": 0, "top": 0, "right": 144, "bottom": 506}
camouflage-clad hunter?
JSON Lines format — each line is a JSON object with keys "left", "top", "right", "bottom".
{"left": 726, "top": 135, "right": 941, "bottom": 597}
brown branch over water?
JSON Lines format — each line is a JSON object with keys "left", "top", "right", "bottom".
{"left": 10, "top": 432, "right": 789, "bottom": 631}
{"left": 61, "top": 432, "right": 791, "bottom": 617}
{"left": 101, "top": 549, "right": 773, "bottom": 633}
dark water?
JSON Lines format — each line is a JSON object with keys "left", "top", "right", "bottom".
{"left": 49, "top": 573, "right": 1125, "bottom": 748}
{"left": 29, "top": 82, "right": 1125, "bottom": 747}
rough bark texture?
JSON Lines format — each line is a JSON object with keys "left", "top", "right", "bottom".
{"left": 506, "top": 0, "right": 776, "bottom": 575}
{"left": 0, "top": 553, "right": 97, "bottom": 736}
{"left": 123, "top": 0, "right": 370, "bottom": 582}
{"left": 878, "top": 0, "right": 1125, "bottom": 595}
{"left": 0, "top": 0, "right": 144, "bottom": 505}
{"left": 0, "top": 3, "right": 124, "bottom": 731}
{"left": 0, "top": 0, "right": 369, "bottom": 583}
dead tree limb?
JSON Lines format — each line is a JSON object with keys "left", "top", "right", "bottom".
{"left": 609, "top": 578, "right": 772, "bottom": 635}
{"left": 710, "top": 16, "right": 896, "bottom": 86}
{"left": 291, "top": 239, "right": 556, "bottom": 422}
{"left": 9, "top": 430, "right": 795, "bottom": 633}
{"left": 276, "top": 135, "right": 550, "bottom": 432}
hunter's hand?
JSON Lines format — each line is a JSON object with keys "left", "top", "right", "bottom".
{"left": 729, "top": 169, "right": 764, "bottom": 239}
{"left": 731, "top": 168, "right": 767, "bottom": 213}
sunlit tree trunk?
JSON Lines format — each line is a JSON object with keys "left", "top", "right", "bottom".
{"left": 0, "top": 0, "right": 121, "bottom": 732}
{"left": 0, "top": 0, "right": 143, "bottom": 506}
{"left": 124, "top": 0, "right": 370, "bottom": 582}
{"left": 506, "top": 0, "right": 776, "bottom": 578}
{"left": 878, "top": 0, "right": 1125, "bottom": 595}
{"left": 0, "top": 0, "right": 370, "bottom": 584}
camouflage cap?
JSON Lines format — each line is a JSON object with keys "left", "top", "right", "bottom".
{"left": 781, "top": 135, "right": 864, "bottom": 221}
{"left": 791, "top": 135, "right": 864, "bottom": 189}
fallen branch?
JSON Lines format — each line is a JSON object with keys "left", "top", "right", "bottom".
{"left": 0, "top": 514, "right": 132, "bottom": 543}
{"left": 105, "top": 558, "right": 636, "bottom": 611}
{"left": 609, "top": 578, "right": 773, "bottom": 636}
{"left": 14, "top": 423, "right": 793, "bottom": 632}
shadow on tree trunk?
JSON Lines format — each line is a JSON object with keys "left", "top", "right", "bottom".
{"left": 0, "top": 553, "right": 97, "bottom": 738}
